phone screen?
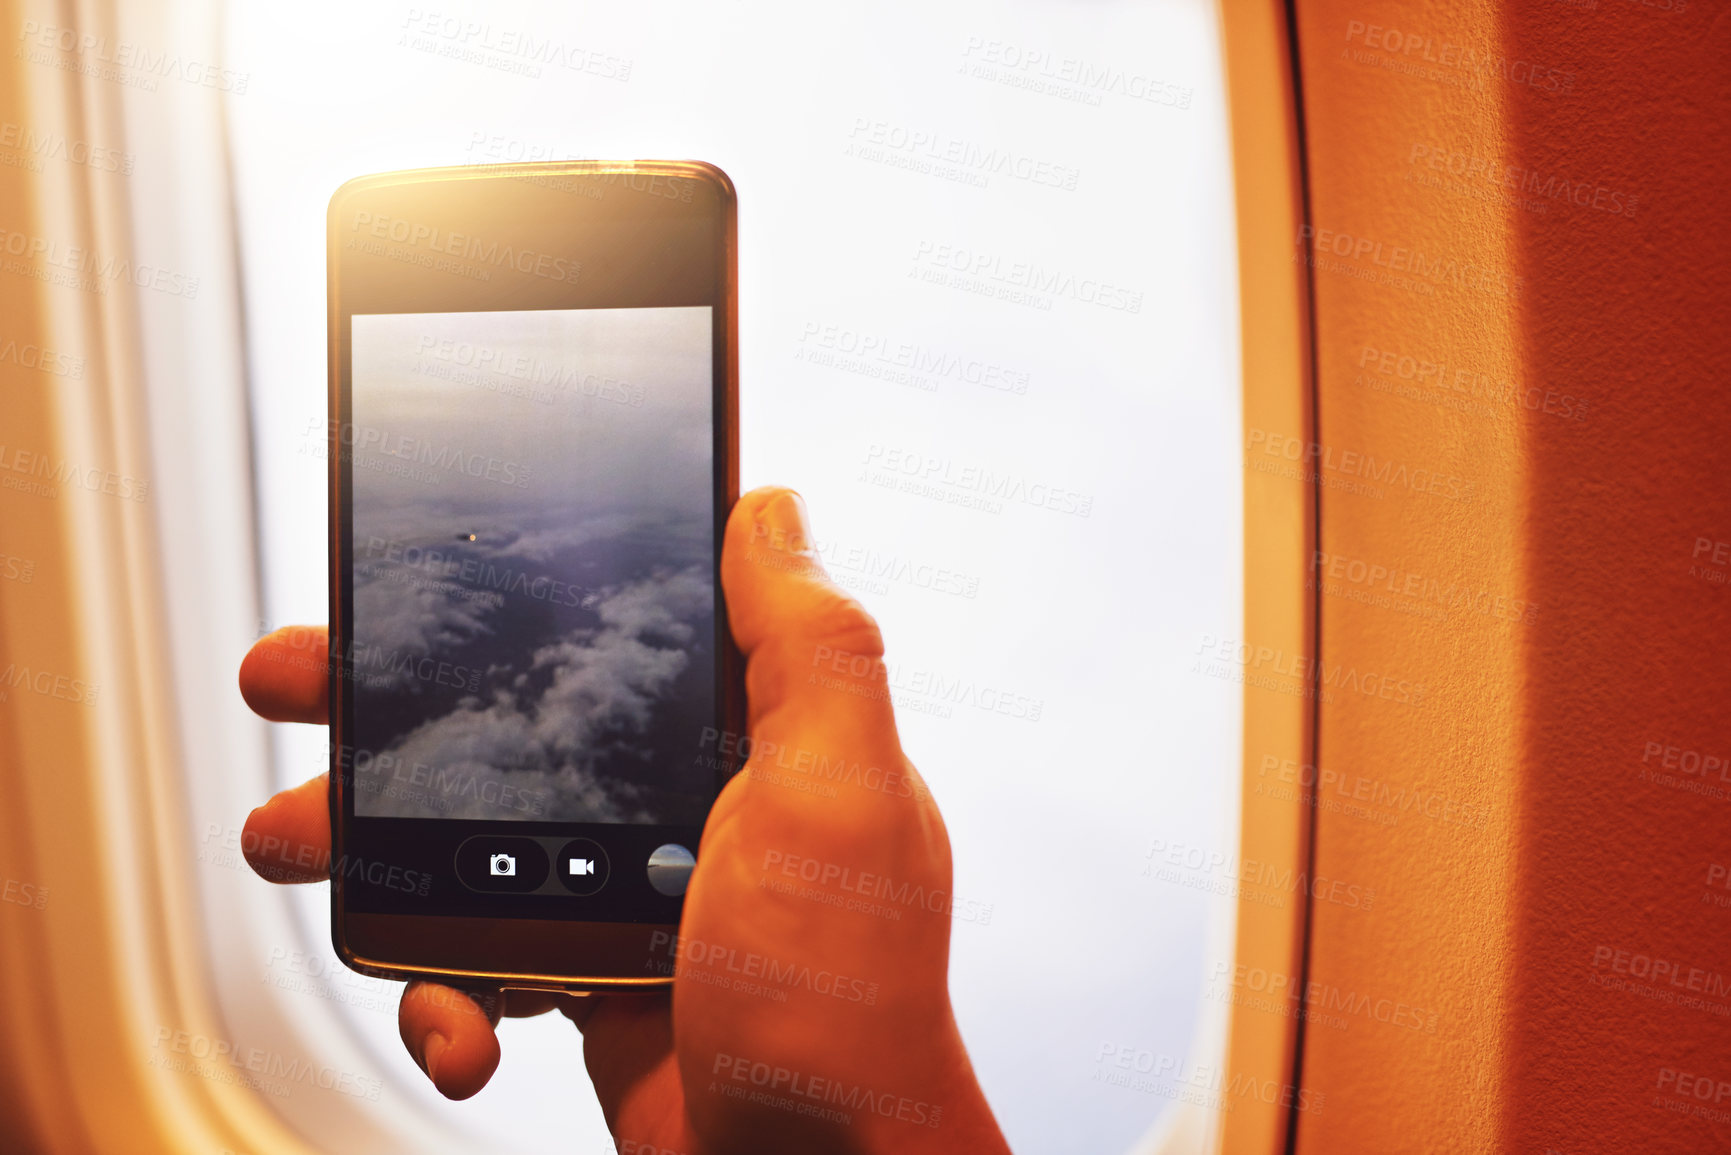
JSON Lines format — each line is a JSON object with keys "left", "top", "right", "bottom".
{"left": 349, "top": 306, "right": 716, "bottom": 829}
{"left": 330, "top": 167, "right": 735, "bottom": 946}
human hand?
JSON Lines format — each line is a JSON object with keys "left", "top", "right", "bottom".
{"left": 237, "top": 486, "right": 1009, "bottom": 1154}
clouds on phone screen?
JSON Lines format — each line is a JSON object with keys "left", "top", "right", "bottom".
{"left": 366, "top": 566, "right": 711, "bottom": 822}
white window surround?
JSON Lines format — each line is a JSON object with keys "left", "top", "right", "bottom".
{"left": 71, "top": 0, "right": 1253, "bottom": 1151}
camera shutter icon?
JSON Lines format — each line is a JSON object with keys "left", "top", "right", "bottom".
{"left": 489, "top": 853, "right": 516, "bottom": 876}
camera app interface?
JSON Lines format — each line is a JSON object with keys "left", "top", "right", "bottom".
{"left": 347, "top": 306, "right": 716, "bottom": 828}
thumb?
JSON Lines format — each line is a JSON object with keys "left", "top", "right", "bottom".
{"left": 719, "top": 486, "right": 905, "bottom": 775}
{"left": 681, "top": 492, "right": 959, "bottom": 1148}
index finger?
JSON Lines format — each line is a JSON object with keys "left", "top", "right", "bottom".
{"left": 239, "top": 625, "right": 331, "bottom": 724}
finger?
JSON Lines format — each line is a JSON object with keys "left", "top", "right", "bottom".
{"left": 564, "top": 994, "right": 694, "bottom": 1148}
{"left": 499, "top": 989, "right": 585, "bottom": 1019}
{"left": 719, "top": 487, "right": 904, "bottom": 766}
{"left": 400, "top": 981, "right": 503, "bottom": 1100}
{"left": 241, "top": 772, "right": 331, "bottom": 884}
{"left": 239, "top": 625, "right": 330, "bottom": 723}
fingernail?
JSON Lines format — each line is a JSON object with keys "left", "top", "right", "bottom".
{"left": 758, "top": 489, "right": 811, "bottom": 552}
{"left": 423, "top": 1032, "right": 449, "bottom": 1082}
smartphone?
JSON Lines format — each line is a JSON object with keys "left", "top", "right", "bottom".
{"left": 325, "top": 160, "right": 740, "bottom": 990}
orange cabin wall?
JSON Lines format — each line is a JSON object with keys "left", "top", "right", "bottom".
{"left": 1275, "top": 1, "right": 1731, "bottom": 1151}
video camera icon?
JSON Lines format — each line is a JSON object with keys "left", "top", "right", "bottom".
{"left": 557, "top": 838, "right": 609, "bottom": 896}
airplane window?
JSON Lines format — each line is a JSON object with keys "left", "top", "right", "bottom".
{"left": 226, "top": 2, "right": 1241, "bottom": 1150}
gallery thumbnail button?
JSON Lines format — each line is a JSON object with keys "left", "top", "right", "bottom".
{"left": 647, "top": 843, "right": 696, "bottom": 897}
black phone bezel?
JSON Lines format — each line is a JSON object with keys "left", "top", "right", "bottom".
{"left": 325, "top": 160, "right": 741, "bottom": 991}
